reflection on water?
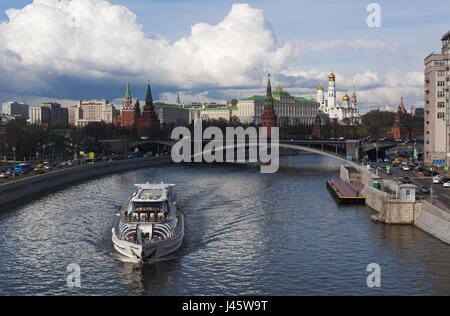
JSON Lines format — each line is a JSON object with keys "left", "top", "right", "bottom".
{"left": 0, "top": 154, "right": 449, "bottom": 295}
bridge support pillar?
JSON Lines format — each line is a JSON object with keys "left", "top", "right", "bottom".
{"left": 346, "top": 140, "right": 361, "bottom": 162}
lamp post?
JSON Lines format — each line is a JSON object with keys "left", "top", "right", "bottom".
{"left": 12, "top": 146, "right": 16, "bottom": 178}
{"left": 431, "top": 154, "right": 436, "bottom": 205}
{"left": 4, "top": 144, "right": 8, "bottom": 167}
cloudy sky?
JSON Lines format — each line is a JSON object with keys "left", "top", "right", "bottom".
{"left": 0, "top": 0, "right": 449, "bottom": 111}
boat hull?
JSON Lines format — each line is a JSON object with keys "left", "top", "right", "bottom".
{"left": 112, "top": 214, "right": 184, "bottom": 260}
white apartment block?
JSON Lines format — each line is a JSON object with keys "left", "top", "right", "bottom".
{"left": 69, "top": 100, "right": 118, "bottom": 127}
{"left": 424, "top": 31, "right": 450, "bottom": 167}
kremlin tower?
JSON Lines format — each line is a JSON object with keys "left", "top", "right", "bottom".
{"left": 260, "top": 75, "right": 278, "bottom": 138}
{"left": 115, "top": 82, "right": 140, "bottom": 129}
{"left": 115, "top": 81, "right": 160, "bottom": 138}
{"left": 136, "top": 82, "right": 160, "bottom": 138}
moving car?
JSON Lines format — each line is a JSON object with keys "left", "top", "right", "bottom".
{"left": 401, "top": 165, "right": 411, "bottom": 171}
{"left": 0, "top": 169, "right": 11, "bottom": 179}
{"left": 420, "top": 186, "right": 431, "bottom": 194}
{"left": 443, "top": 180, "right": 450, "bottom": 188}
{"left": 402, "top": 176, "right": 411, "bottom": 184}
{"left": 422, "top": 170, "right": 432, "bottom": 177}
{"left": 34, "top": 164, "right": 45, "bottom": 174}
{"left": 433, "top": 175, "right": 443, "bottom": 184}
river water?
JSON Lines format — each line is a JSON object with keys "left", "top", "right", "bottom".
{"left": 0, "top": 154, "right": 449, "bottom": 296}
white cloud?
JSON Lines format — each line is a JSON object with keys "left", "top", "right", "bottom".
{"left": 293, "top": 38, "right": 402, "bottom": 55}
{"left": 0, "top": 0, "right": 426, "bottom": 112}
{"left": 267, "top": 68, "right": 423, "bottom": 111}
{"left": 0, "top": 0, "right": 294, "bottom": 94}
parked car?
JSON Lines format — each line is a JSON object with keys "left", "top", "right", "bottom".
{"left": 443, "top": 180, "right": 450, "bottom": 188}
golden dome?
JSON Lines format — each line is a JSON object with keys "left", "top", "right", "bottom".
{"left": 328, "top": 73, "right": 335, "bottom": 81}
{"left": 317, "top": 84, "right": 324, "bottom": 90}
{"left": 276, "top": 84, "right": 283, "bottom": 92}
{"left": 343, "top": 94, "right": 350, "bottom": 101}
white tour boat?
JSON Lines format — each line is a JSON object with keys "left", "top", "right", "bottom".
{"left": 112, "top": 183, "right": 184, "bottom": 260}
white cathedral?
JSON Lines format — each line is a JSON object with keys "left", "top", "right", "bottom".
{"left": 317, "top": 73, "right": 361, "bottom": 125}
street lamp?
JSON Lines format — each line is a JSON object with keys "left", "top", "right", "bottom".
{"left": 4, "top": 144, "right": 8, "bottom": 167}
{"left": 12, "top": 146, "right": 16, "bottom": 178}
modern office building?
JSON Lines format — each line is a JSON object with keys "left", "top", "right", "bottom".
{"left": 424, "top": 30, "right": 450, "bottom": 167}
{"left": 29, "top": 102, "right": 68, "bottom": 125}
{"left": 69, "top": 99, "right": 117, "bottom": 127}
{"left": 1, "top": 102, "right": 29, "bottom": 119}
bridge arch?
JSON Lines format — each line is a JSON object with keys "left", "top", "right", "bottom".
{"left": 277, "top": 143, "right": 351, "bottom": 164}
{"left": 180, "top": 142, "right": 352, "bottom": 164}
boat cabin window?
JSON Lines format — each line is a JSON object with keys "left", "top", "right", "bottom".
{"left": 128, "top": 201, "right": 169, "bottom": 222}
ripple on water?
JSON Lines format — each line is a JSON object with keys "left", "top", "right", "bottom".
{"left": 0, "top": 155, "right": 449, "bottom": 295}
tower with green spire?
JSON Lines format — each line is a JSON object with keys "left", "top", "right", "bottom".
{"left": 125, "top": 82, "right": 131, "bottom": 98}
{"left": 261, "top": 74, "right": 277, "bottom": 138}
{"left": 123, "top": 82, "right": 133, "bottom": 109}
{"left": 137, "top": 80, "right": 160, "bottom": 138}
{"left": 176, "top": 93, "right": 181, "bottom": 105}
{"left": 117, "top": 81, "right": 137, "bottom": 132}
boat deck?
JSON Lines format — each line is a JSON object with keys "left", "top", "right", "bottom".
{"left": 327, "top": 180, "right": 365, "bottom": 204}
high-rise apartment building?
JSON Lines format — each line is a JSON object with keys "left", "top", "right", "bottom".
{"left": 424, "top": 31, "right": 450, "bottom": 167}
{"left": 1, "top": 101, "right": 29, "bottom": 118}
{"left": 29, "top": 102, "right": 68, "bottom": 125}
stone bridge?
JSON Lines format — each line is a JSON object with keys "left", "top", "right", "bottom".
{"left": 101, "top": 138, "right": 422, "bottom": 163}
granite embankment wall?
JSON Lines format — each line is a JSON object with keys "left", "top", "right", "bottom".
{"left": 415, "top": 201, "right": 450, "bottom": 245}
{"left": 339, "top": 165, "right": 351, "bottom": 182}
{"left": 0, "top": 156, "right": 172, "bottom": 206}
{"left": 342, "top": 164, "right": 423, "bottom": 224}
{"left": 340, "top": 164, "right": 450, "bottom": 244}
